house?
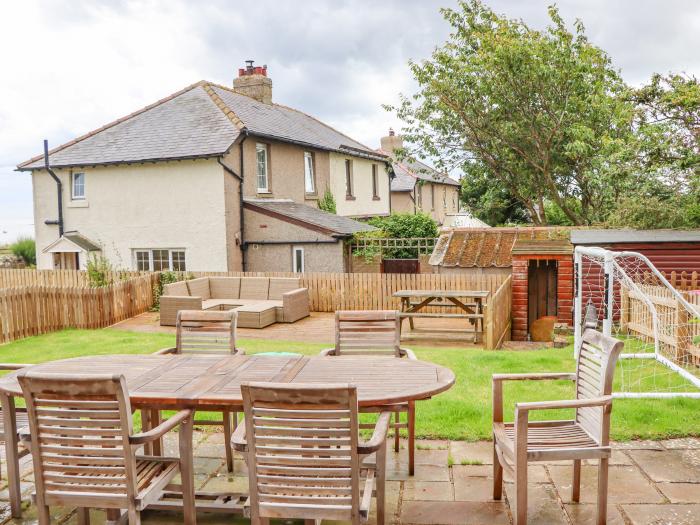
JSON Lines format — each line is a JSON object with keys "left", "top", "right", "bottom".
{"left": 378, "top": 129, "right": 461, "bottom": 224}
{"left": 18, "top": 61, "right": 387, "bottom": 272}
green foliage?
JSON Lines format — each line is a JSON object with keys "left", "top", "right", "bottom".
{"left": 459, "top": 165, "right": 529, "bottom": 225}
{"left": 86, "top": 254, "right": 114, "bottom": 287}
{"left": 350, "top": 230, "right": 387, "bottom": 262}
{"left": 368, "top": 212, "right": 438, "bottom": 238}
{"left": 318, "top": 188, "right": 337, "bottom": 214}
{"left": 10, "top": 237, "right": 35, "bottom": 266}
{"left": 151, "top": 271, "right": 180, "bottom": 311}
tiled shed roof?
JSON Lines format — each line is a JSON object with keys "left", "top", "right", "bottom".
{"left": 429, "top": 227, "right": 571, "bottom": 268}
{"left": 18, "top": 81, "right": 386, "bottom": 170}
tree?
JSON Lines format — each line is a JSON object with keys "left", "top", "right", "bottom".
{"left": 388, "top": 0, "right": 638, "bottom": 225}
{"left": 459, "top": 163, "right": 529, "bottom": 225}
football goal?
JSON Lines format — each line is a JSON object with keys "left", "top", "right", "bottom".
{"left": 574, "top": 246, "right": 700, "bottom": 398}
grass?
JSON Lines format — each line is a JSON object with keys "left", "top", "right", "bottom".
{"left": 1, "top": 328, "right": 699, "bottom": 441}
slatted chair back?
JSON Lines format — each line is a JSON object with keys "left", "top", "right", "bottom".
{"left": 176, "top": 309, "right": 238, "bottom": 355}
{"left": 575, "top": 329, "right": 625, "bottom": 444}
{"left": 332, "top": 310, "right": 401, "bottom": 357}
{"left": 18, "top": 372, "right": 138, "bottom": 507}
{"left": 241, "top": 382, "right": 363, "bottom": 523}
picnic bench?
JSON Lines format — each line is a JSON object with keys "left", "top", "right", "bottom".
{"left": 394, "top": 289, "right": 490, "bottom": 343}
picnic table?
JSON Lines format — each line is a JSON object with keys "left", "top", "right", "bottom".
{"left": 0, "top": 353, "right": 455, "bottom": 520}
{"left": 393, "top": 289, "right": 490, "bottom": 343}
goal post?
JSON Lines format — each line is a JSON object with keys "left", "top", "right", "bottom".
{"left": 574, "top": 246, "right": 700, "bottom": 398}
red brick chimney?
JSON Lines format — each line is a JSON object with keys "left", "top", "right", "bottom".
{"left": 233, "top": 60, "right": 272, "bottom": 104}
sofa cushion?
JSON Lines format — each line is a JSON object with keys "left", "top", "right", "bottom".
{"left": 164, "top": 281, "right": 189, "bottom": 297}
{"left": 210, "top": 277, "right": 241, "bottom": 299}
{"left": 239, "top": 277, "right": 270, "bottom": 300}
{"left": 187, "top": 277, "right": 211, "bottom": 300}
{"left": 268, "top": 278, "right": 302, "bottom": 300}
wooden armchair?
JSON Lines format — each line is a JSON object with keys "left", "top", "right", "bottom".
{"left": 157, "top": 309, "right": 242, "bottom": 472}
{"left": 321, "top": 310, "right": 418, "bottom": 474}
{"left": 0, "top": 363, "right": 32, "bottom": 481}
{"left": 232, "top": 382, "right": 391, "bottom": 525}
{"left": 492, "top": 329, "right": 624, "bottom": 525}
{"left": 18, "top": 371, "right": 194, "bottom": 525}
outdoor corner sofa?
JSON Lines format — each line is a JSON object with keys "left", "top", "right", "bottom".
{"left": 159, "top": 276, "right": 310, "bottom": 328}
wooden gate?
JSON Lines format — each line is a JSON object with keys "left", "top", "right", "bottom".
{"left": 382, "top": 259, "right": 420, "bottom": 274}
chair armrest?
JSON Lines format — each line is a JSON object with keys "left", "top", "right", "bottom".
{"left": 319, "top": 348, "right": 335, "bottom": 356}
{"left": 516, "top": 396, "right": 613, "bottom": 413}
{"left": 154, "top": 347, "right": 177, "bottom": 355}
{"left": 358, "top": 411, "right": 392, "bottom": 455}
{"left": 0, "top": 363, "right": 33, "bottom": 370}
{"left": 492, "top": 373, "right": 576, "bottom": 424}
{"left": 130, "top": 409, "right": 192, "bottom": 445}
{"left": 282, "top": 288, "right": 310, "bottom": 322}
{"left": 400, "top": 348, "right": 417, "bottom": 360}
{"left": 231, "top": 422, "right": 247, "bottom": 453}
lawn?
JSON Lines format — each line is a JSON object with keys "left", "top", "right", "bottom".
{"left": 1, "top": 328, "right": 699, "bottom": 441}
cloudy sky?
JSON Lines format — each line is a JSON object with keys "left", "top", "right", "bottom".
{"left": 1, "top": 0, "right": 699, "bottom": 244}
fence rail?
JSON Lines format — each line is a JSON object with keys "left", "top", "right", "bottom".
{"left": 484, "top": 275, "right": 512, "bottom": 350}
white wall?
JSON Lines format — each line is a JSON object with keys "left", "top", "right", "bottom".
{"left": 31, "top": 159, "right": 231, "bottom": 271}
{"left": 329, "top": 153, "right": 390, "bottom": 218}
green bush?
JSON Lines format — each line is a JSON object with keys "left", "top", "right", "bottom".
{"left": 10, "top": 237, "right": 35, "bottom": 266}
{"left": 364, "top": 212, "right": 439, "bottom": 258}
{"left": 86, "top": 254, "right": 114, "bottom": 287}
{"left": 318, "top": 188, "right": 337, "bottom": 214}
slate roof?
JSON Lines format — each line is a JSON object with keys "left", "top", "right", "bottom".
{"left": 429, "top": 227, "right": 571, "bottom": 268}
{"left": 243, "top": 199, "right": 376, "bottom": 237}
{"left": 18, "top": 81, "right": 386, "bottom": 170}
{"left": 377, "top": 149, "right": 460, "bottom": 192}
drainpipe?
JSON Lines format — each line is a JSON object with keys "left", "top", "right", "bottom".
{"left": 218, "top": 132, "right": 248, "bottom": 272}
{"left": 42, "top": 140, "right": 64, "bottom": 236}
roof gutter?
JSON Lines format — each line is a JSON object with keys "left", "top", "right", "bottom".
{"left": 42, "top": 140, "right": 64, "bottom": 236}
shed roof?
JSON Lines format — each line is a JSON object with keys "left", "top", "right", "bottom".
{"left": 243, "top": 199, "right": 376, "bottom": 238}
{"left": 18, "top": 81, "right": 386, "bottom": 170}
{"left": 429, "top": 227, "right": 571, "bottom": 268}
{"left": 571, "top": 229, "right": 700, "bottom": 244}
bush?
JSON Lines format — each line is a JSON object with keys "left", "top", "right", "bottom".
{"left": 365, "top": 212, "right": 439, "bottom": 258}
{"left": 318, "top": 188, "right": 337, "bottom": 214}
{"left": 86, "top": 254, "right": 114, "bottom": 287}
{"left": 10, "top": 237, "right": 35, "bottom": 266}
{"left": 151, "top": 271, "right": 194, "bottom": 311}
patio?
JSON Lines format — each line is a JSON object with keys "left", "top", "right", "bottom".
{"left": 1, "top": 434, "right": 699, "bottom": 524}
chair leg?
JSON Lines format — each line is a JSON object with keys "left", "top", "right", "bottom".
{"left": 105, "top": 509, "right": 121, "bottom": 525}
{"left": 127, "top": 506, "right": 141, "bottom": 525}
{"left": 493, "top": 442, "right": 503, "bottom": 500}
{"left": 140, "top": 409, "right": 152, "bottom": 455}
{"left": 408, "top": 401, "right": 415, "bottom": 476}
{"left": 77, "top": 507, "right": 90, "bottom": 525}
{"left": 572, "top": 459, "right": 581, "bottom": 503}
{"left": 376, "top": 440, "right": 387, "bottom": 525}
{"left": 394, "top": 411, "right": 400, "bottom": 453}
{"left": 223, "top": 410, "right": 234, "bottom": 473}
{"left": 514, "top": 461, "right": 528, "bottom": 525}
{"left": 596, "top": 457, "right": 609, "bottom": 525}
{"left": 37, "top": 505, "right": 50, "bottom": 525}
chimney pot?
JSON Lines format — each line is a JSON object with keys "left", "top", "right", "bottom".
{"left": 233, "top": 60, "right": 273, "bottom": 103}
{"left": 389, "top": 128, "right": 395, "bottom": 137}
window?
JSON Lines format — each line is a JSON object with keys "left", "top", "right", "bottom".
{"left": 304, "top": 152, "right": 315, "bottom": 194}
{"left": 71, "top": 172, "right": 85, "bottom": 200}
{"left": 443, "top": 187, "right": 447, "bottom": 209}
{"left": 256, "top": 143, "right": 269, "bottom": 192}
{"left": 371, "top": 164, "right": 379, "bottom": 199}
{"left": 293, "top": 246, "right": 304, "bottom": 273}
{"left": 417, "top": 185, "right": 422, "bottom": 208}
{"left": 133, "top": 249, "right": 186, "bottom": 271}
{"left": 430, "top": 184, "right": 435, "bottom": 210}
{"left": 344, "top": 159, "right": 353, "bottom": 197}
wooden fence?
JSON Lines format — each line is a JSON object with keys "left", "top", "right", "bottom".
{"left": 484, "top": 275, "right": 512, "bottom": 350}
{"left": 0, "top": 269, "right": 145, "bottom": 289}
{"left": 0, "top": 275, "right": 157, "bottom": 344}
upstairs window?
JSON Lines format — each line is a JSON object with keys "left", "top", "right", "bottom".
{"left": 430, "top": 184, "right": 435, "bottom": 210}
{"left": 345, "top": 159, "right": 354, "bottom": 198}
{"left": 304, "top": 152, "right": 315, "bottom": 194}
{"left": 256, "top": 143, "right": 269, "bottom": 192}
{"left": 71, "top": 172, "right": 85, "bottom": 200}
{"left": 417, "top": 185, "right": 422, "bottom": 208}
{"left": 371, "top": 164, "right": 379, "bottom": 199}
{"left": 293, "top": 246, "right": 304, "bottom": 273}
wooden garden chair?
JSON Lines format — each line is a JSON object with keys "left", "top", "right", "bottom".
{"left": 158, "top": 309, "right": 242, "bottom": 472}
{"left": 0, "top": 363, "right": 32, "bottom": 485}
{"left": 320, "top": 310, "right": 418, "bottom": 474}
{"left": 492, "top": 329, "right": 624, "bottom": 525}
{"left": 18, "top": 371, "right": 195, "bottom": 525}
{"left": 232, "top": 382, "right": 391, "bottom": 525}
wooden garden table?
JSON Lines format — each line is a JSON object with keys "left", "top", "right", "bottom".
{"left": 0, "top": 353, "right": 455, "bottom": 520}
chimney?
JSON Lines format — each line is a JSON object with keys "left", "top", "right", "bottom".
{"left": 233, "top": 60, "right": 272, "bottom": 104}
{"left": 380, "top": 128, "right": 404, "bottom": 156}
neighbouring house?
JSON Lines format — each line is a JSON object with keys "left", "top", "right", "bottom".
{"left": 429, "top": 227, "right": 573, "bottom": 341}
{"left": 441, "top": 213, "right": 491, "bottom": 229}
{"left": 18, "top": 61, "right": 387, "bottom": 272}
{"left": 378, "top": 129, "right": 461, "bottom": 224}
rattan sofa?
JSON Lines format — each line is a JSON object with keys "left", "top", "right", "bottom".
{"left": 159, "top": 277, "right": 310, "bottom": 328}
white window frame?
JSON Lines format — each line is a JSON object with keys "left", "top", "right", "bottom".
{"left": 71, "top": 172, "right": 85, "bottom": 200}
{"left": 292, "top": 246, "right": 304, "bottom": 273}
{"left": 304, "top": 152, "right": 316, "bottom": 194}
{"left": 344, "top": 159, "right": 354, "bottom": 197}
{"left": 371, "top": 164, "right": 379, "bottom": 199}
{"left": 256, "top": 143, "right": 269, "bottom": 193}
{"left": 133, "top": 249, "right": 186, "bottom": 271}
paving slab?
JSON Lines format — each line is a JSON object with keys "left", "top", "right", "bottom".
{"left": 628, "top": 449, "right": 700, "bottom": 483}
{"left": 451, "top": 464, "right": 492, "bottom": 477}
{"left": 621, "top": 503, "right": 700, "bottom": 525}
{"left": 564, "top": 503, "right": 626, "bottom": 525}
{"left": 548, "top": 464, "right": 663, "bottom": 504}
{"left": 453, "top": 475, "right": 494, "bottom": 502}
{"left": 612, "top": 440, "right": 664, "bottom": 450}
{"left": 415, "top": 448, "right": 450, "bottom": 466}
{"left": 410, "top": 464, "right": 451, "bottom": 482}
{"left": 449, "top": 441, "right": 493, "bottom": 465}
{"left": 503, "top": 465, "right": 550, "bottom": 484}
{"left": 404, "top": 480, "right": 454, "bottom": 501}
{"left": 661, "top": 437, "right": 700, "bottom": 450}
{"left": 657, "top": 482, "right": 700, "bottom": 503}
{"left": 504, "top": 482, "right": 568, "bottom": 525}
{"left": 400, "top": 500, "right": 509, "bottom": 525}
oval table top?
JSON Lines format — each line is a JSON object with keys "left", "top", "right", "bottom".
{"left": 0, "top": 354, "right": 455, "bottom": 408}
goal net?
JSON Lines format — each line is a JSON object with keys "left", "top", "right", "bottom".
{"left": 574, "top": 246, "right": 700, "bottom": 398}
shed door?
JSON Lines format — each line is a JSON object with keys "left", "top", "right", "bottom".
{"left": 528, "top": 260, "right": 557, "bottom": 329}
